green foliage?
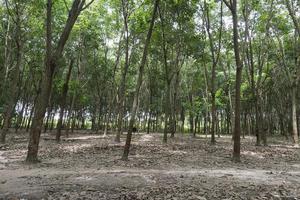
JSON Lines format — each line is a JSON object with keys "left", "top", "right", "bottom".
{"left": 0, "top": 0, "right": 298, "bottom": 138}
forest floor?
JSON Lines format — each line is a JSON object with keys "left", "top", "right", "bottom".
{"left": 0, "top": 131, "right": 300, "bottom": 200}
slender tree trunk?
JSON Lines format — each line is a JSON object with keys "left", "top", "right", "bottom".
{"left": 180, "top": 106, "right": 185, "bottom": 133}
{"left": 26, "top": 105, "right": 34, "bottom": 132}
{"left": 19, "top": 103, "right": 29, "bottom": 130}
{"left": 122, "top": 0, "right": 159, "bottom": 160}
{"left": 193, "top": 115, "right": 198, "bottom": 137}
{"left": 204, "top": 111, "right": 207, "bottom": 137}
{"left": 15, "top": 101, "right": 26, "bottom": 133}
{"left": 292, "top": 86, "right": 299, "bottom": 146}
{"left": 66, "top": 90, "right": 76, "bottom": 137}
{"left": 258, "top": 92, "right": 267, "bottom": 146}
{"left": 116, "top": 0, "right": 130, "bottom": 142}
{"left": 159, "top": 6, "right": 172, "bottom": 143}
{"left": 1, "top": 8, "right": 22, "bottom": 143}
{"left": 163, "top": 82, "right": 171, "bottom": 143}
{"left": 224, "top": 0, "right": 243, "bottom": 162}
{"left": 3, "top": 15, "right": 10, "bottom": 83}
{"left": 147, "top": 87, "right": 153, "bottom": 134}
{"left": 50, "top": 109, "right": 56, "bottom": 131}
{"left": 44, "top": 102, "right": 53, "bottom": 133}
{"left": 56, "top": 59, "right": 74, "bottom": 142}
{"left": 171, "top": 69, "right": 180, "bottom": 138}
{"left": 204, "top": 0, "right": 223, "bottom": 144}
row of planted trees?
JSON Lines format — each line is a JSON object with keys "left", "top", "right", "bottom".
{"left": 0, "top": 0, "right": 299, "bottom": 163}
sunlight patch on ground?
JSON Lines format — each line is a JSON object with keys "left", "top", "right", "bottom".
{"left": 168, "top": 150, "right": 188, "bottom": 155}
{"left": 292, "top": 164, "right": 300, "bottom": 169}
{"left": 8, "top": 149, "right": 27, "bottom": 162}
{"left": 75, "top": 175, "right": 94, "bottom": 181}
{"left": 65, "top": 135, "right": 105, "bottom": 141}
{"left": 141, "top": 174, "right": 156, "bottom": 183}
{"left": 0, "top": 154, "right": 7, "bottom": 162}
{"left": 269, "top": 144, "right": 300, "bottom": 150}
{"left": 242, "top": 151, "right": 264, "bottom": 159}
{"left": 62, "top": 143, "right": 93, "bottom": 153}
{"left": 0, "top": 151, "right": 8, "bottom": 169}
{"left": 140, "top": 134, "right": 154, "bottom": 142}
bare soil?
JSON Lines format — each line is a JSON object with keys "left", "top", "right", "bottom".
{"left": 0, "top": 131, "right": 300, "bottom": 200}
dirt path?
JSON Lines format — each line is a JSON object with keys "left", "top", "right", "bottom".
{"left": 2, "top": 166, "right": 300, "bottom": 189}
{"left": 2, "top": 166, "right": 300, "bottom": 199}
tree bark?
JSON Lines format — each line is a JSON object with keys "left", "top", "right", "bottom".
{"left": 203, "top": 0, "right": 223, "bottom": 144}
{"left": 284, "top": 0, "right": 299, "bottom": 146}
{"left": 1, "top": 2, "right": 22, "bottom": 143}
{"left": 56, "top": 59, "right": 74, "bottom": 142}
{"left": 122, "top": 0, "right": 159, "bottom": 160}
{"left": 26, "top": 0, "right": 90, "bottom": 163}
{"left": 116, "top": 0, "right": 130, "bottom": 142}
{"left": 224, "top": 0, "right": 243, "bottom": 162}
{"left": 292, "top": 80, "right": 299, "bottom": 146}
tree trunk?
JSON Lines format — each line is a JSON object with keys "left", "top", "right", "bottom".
{"left": 66, "top": 90, "right": 76, "bottom": 137}
{"left": 224, "top": 0, "right": 243, "bottom": 162}
{"left": 56, "top": 59, "right": 74, "bottom": 142}
{"left": 122, "top": 0, "right": 159, "bottom": 160}
{"left": 15, "top": 101, "right": 26, "bottom": 133}
{"left": 180, "top": 107, "right": 185, "bottom": 134}
{"left": 26, "top": 61, "right": 55, "bottom": 162}
{"left": 26, "top": 0, "right": 88, "bottom": 163}
{"left": 163, "top": 82, "right": 171, "bottom": 143}
{"left": 204, "top": 0, "right": 223, "bottom": 144}
{"left": 116, "top": 0, "right": 130, "bottom": 143}
{"left": 44, "top": 103, "right": 53, "bottom": 133}
{"left": 292, "top": 86, "right": 299, "bottom": 146}
{"left": 147, "top": 87, "right": 153, "bottom": 134}
{"left": 159, "top": 6, "right": 172, "bottom": 143}
{"left": 171, "top": 69, "right": 180, "bottom": 138}
{"left": 26, "top": 106, "right": 34, "bottom": 132}
{"left": 1, "top": 8, "right": 22, "bottom": 143}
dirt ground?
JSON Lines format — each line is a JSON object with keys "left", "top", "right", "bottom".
{"left": 0, "top": 131, "right": 300, "bottom": 200}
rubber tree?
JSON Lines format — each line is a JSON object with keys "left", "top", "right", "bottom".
{"left": 159, "top": 3, "right": 173, "bottom": 144}
{"left": 284, "top": 0, "right": 299, "bottom": 146}
{"left": 122, "top": 0, "right": 160, "bottom": 160}
{"left": 223, "top": 0, "right": 243, "bottom": 162}
{"left": 56, "top": 59, "right": 74, "bottom": 142}
{"left": 203, "top": 0, "right": 223, "bottom": 145}
{"left": 115, "top": 0, "right": 131, "bottom": 142}
{"left": 1, "top": 0, "right": 24, "bottom": 143}
{"left": 26, "top": 0, "right": 94, "bottom": 163}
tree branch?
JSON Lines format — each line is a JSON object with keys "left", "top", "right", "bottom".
{"left": 284, "top": 0, "right": 300, "bottom": 37}
{"left": 4, "top": 0, "right": 18, "bottom": 25}
{"left": 63, "top": 0, "right": 70, "bottom": 12}
{"left": 222, "top": 0, "right": 232, "bottom": 10}
{"left": 81, "top": 0, "right": 95, "bottom": 11}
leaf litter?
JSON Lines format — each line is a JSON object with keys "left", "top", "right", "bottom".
{"left": 0, "top": 132, "right": 300, "bottom": 200}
